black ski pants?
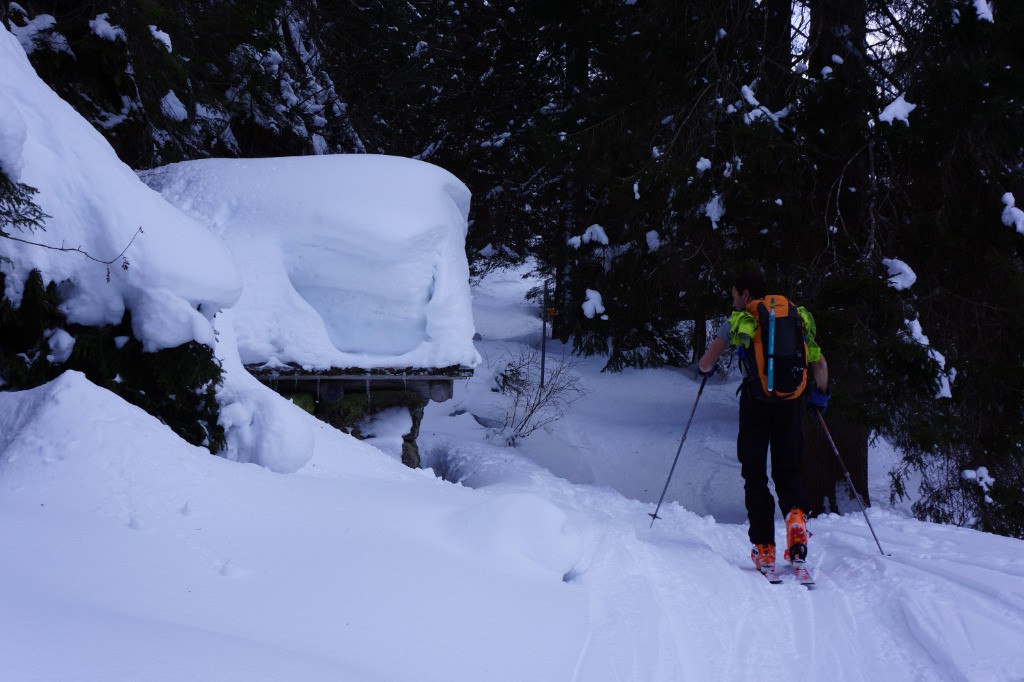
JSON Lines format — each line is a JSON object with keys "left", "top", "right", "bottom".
{"left": 737, "top": 389, "right": 806, "bottom": 546}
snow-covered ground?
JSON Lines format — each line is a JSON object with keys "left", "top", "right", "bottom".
{"left": 3, "top": 262, "right": 1024, "bottom": 681}
{"left": 3, "top": 20, "right": 1024, "bottom": 682}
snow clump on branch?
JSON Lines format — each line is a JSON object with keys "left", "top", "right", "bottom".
{"left": 1001, "top": 193, "right": 1024, "bottom": 234}
{"left": 879, "top": 94, "right": 917, "bottom": 126}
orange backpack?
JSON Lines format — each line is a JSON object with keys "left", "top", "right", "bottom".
{"left": 744, "top": 295, "right": 810, "bottom": 401}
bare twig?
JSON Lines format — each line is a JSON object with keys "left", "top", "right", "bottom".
{"left": 2, "top": 226, "right": 143, "bottom": 265}
{"left": 491, "top": 345, "right": 589, "bottom": 445}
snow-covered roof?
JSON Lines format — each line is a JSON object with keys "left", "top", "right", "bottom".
{"left": 2, "top": 21, "right": 477, "bottom": 372}
{"left": 141, "top": 155, "right": 480, "bottom": 372}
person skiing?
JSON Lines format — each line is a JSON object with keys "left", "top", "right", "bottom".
{"left": 696, "top": 271, "right": 830, "bottom": 579}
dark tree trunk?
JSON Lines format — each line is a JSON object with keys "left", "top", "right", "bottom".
{"left": 800, "top": 0, "right": 873, "bottom": 518}
{"left": 761, "top": 0, "right": 792, "bottom": 110}
{"left": 552, "top": 260, "right": 570, "bottom": 343}
{"left": 802, "top": 351, "right": 870, "bottom": 515}
{"left": 692, "top": 316, "right": 707, "bottom": 365}
{"left": 808, "top": 0, "right": 868, "bottom": 77}
{"left": 551, "top": 174, "right": 575, "bottom": 343}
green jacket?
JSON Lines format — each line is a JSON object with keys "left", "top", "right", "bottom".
{"left": 727, "top": 306, "right": 822, "bottom": 363}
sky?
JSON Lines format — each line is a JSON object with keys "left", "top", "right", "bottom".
{"left": 2, "top": 22, "right": 1024, "bottom": 682}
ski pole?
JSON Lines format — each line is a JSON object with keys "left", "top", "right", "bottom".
{"left": 814, "top": 409, "right": 889, "bottom": 556}
{"left": 767, "top": 299, "right": 776, "bottom": 392}
{"left": 649, "top": 373, "right": 709, "bottom": 527}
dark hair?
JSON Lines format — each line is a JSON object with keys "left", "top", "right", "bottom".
{"left": 732, "top": 271, "right": 768, "bottom": 299}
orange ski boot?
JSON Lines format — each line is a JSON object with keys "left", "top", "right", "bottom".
{"left": 785, "top": 508, "right": 808, "bottom": 563}
{"left": 750, "top": 543, "right": 777, "bottom": 574}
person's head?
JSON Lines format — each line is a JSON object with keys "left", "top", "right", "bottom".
{"left": 730, "top": 271, "right": 767, "bottom": 310}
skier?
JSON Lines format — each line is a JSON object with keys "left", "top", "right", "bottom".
{"left": 697, "top": 271, "right": 830, "bottom": 580}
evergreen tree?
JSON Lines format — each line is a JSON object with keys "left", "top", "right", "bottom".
{"left": 0, "top": 172, "right": 48, "bottom": 262}
{"left": 0, "top": 270, "right": 226, "bottom": 451}
{"left": 530, "top": 1, "right": 772, "bottom": 369}
{"left": 8, "top": 0, "right": 362, "bottom": 167}
{"left": 875, "top": 0, "right": 1024, "bottom": 536}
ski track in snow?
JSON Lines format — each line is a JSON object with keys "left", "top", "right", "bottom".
{"left": 419, "top": 263, "right": 1024, "bottom": 681}
{"left": 425, "top": 421, "right": 1024, "bottom": 680}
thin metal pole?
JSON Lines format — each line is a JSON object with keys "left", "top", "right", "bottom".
{"left": 540, "top": 281, "right": 548, "bottom": 389}
{"left": 649, "top": 373, "right": 709, "bottom": 526}
{"left": 814, "top": 410, "right": 889, "bottom": 556}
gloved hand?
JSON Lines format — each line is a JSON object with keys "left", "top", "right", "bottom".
{"left": 697, "top": 361, "right": 720, "bottom": 378}
{"left": 808, "top": 385, "right": 831, "bottom": 413}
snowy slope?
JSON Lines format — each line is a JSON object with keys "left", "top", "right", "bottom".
{"left": 2, "top": 268, "right": 1024, "bottom": 680}
{"left": 0, "top": 372, "right": 589, "bottom": 681}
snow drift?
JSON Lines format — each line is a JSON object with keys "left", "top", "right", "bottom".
{"left": 140, "top": 154, "right": 480, "bottom": 371}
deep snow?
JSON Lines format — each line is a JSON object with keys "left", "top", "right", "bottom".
{"left": 140, "top": 155, "right": 479, "bottom": 371}
{"left": 1, "top": 19, "right": 478, "bottom": 475}
{"left": 2, "top": 18, "right": 1024, "bottom": 682}
{"left": 3, "top": 263, "right": 1024, "bottom": 680}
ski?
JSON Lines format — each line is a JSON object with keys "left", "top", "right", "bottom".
{"left": 790, "top": 561, "right": 815, "bottom": 587}
{"left": 759, "top": 567, "right": 783, "bottom": 584}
